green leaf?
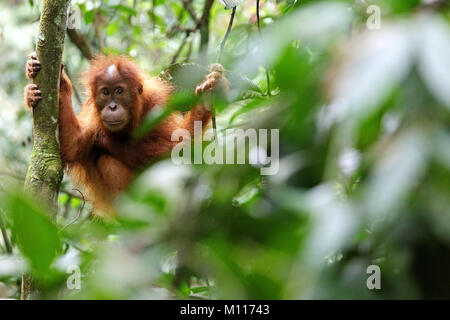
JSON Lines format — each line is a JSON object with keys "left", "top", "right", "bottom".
{"left": 58, "top": 193, "right": 69, "bottom": 205}
{"left": 229, "top": 97, "right": 267, "bottom": 123}
{"left": 226, "top": 71, "right": 262, "bottom": 93}
{"left": 112, "top": 5, "right": 137, "bottom": 17}
{"left": 160, "top": 63, "right": 207, "bottom": 90}
{"left": 328, "top": 23, "right": 413, "bottom": 122}
{"left": 133, "top": 106, "right": 172, "bottom": 139}
{"left": 71, "top": 197, "right": 82, "bottom": 209}
{"left": 84, "top": 9, "right": 95, "bottom": 24}
{"left": 132, "top": 26, "right": 142, "bottom": 36}
{"left": 4, "top": 192, "right": 61, "bottom": 275}
{"left": 166, "top": 91, "right": 200, "bottom": 112}
{"left": 418, "top": 15, "right": 450, "bottom": 109}
{"left": 106, "top": 20, "right": 120, "bottom": 36}
{"left": 232, "top": 179, "right": 262, "bottom": 207}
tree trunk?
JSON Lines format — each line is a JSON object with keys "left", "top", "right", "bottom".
{"left": 22, "top": 0, "right": 70, "bottom": 300}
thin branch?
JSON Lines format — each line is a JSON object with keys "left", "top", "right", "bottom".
{"left": 198, "top": 0, "right": 215, "bottom": 60}
{"left": 256, "top": 0, "right": 262, "bottom": 35}
{"left": 59, "top": 189, "right": 83, "bottom": 199}
{"left": 67, "top": 28, "right": 94, "bottom": 60}
{"left": 217, "top": 7, "right": 236, "bottom": 62}
{"left": 63, "top": 65, "right": 82, "bottom": 105}
{"left": 166, "top": 25, "right": 197, "bottom": 38}
{"left": 183, "top": 39, "right": 193, "bottom": 63}
{"left": 94, "top": 10, "right": 104, "bottom": 53}
{"left": 181, "top": 0, "right": 200, "bottom": 25}
{"left": 171, "top": 31, "right": 190, "bottom": 64}
{"left": 150, "top": 0, "right": 157, "bottom": 30}
{"left": 61, "top": 189, "right": 86, "bottom": 231}
{"left": 212, "top": 7, "right": 237, "bottom": 141}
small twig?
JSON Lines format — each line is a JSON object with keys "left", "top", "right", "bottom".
{"left": 0, "top": 172, "right": 81, "bottom": 200}
{"left": 60, "top": 189, "right": 86, "bottom": 231}
{"left": 166, "top": 25, "right": 197, "bottom": 38}
{"left": 63, "top": 65, "right": 82, "bottom": 106}
{"left": 171, "top": 31, "right": 190, "bottom": 65}
{"left": 217, "top": 7, "right": 236, "bottom": 62}
{"left": 212, "top": 7, "right": 237, "bottom": 141}
{"left": 58, "top": 188, "right": 83, "bottom": 199}
{"left": 211, "top": 106, "right": 218, "bottom": 142}
{"left": 150, "top": 0, "right": 157, "bottom": 30}
{"left": 128, "top": 0, "right": 137, "bottom": 24}
{"left": 183, "top": 39, "right": 193, "bottom": 63}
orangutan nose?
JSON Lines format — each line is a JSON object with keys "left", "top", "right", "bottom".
{"left": 108, "top": 103, "right": 117, "bottom": 111}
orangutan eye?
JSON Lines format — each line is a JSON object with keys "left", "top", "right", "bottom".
{"left": 116, "top": 87, "right": 123, "bottom": 95}
{"left": 102, "top": 88, "right": 110, "bottom": 96}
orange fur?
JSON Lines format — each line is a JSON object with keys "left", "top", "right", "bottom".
{"left": 55, "top": 55, "right": 212, "bottom": 214}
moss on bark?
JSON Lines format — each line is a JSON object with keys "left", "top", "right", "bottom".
{"left": 22, "top": 0, "right": 70, "bottom": 300}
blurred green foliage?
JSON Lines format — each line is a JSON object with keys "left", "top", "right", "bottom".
{"left": 0, "top": 0, "right": 449, "bottom": 299}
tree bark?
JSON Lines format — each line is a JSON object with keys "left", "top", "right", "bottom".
{"left": 22, "top": 0, "right": 70, "bottom": 300}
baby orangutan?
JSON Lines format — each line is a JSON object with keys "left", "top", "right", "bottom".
{"left": 24, "top": 53, "right": 227, "bottom": 214}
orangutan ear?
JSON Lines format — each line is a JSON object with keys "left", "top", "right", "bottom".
{"left": 138, "top": 84, "right": 143, "bottom": 94}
